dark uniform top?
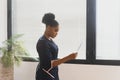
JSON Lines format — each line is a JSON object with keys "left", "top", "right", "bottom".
{"left": 36, "top": 35, "right": 59, "bottom": 80}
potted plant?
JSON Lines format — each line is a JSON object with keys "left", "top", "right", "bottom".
{"left": 0, "top": 34, "right": 29, "bottom": 80}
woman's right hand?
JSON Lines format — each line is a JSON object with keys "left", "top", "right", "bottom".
{"left": 68, "top": 52, "right": 78, "bottom": 60}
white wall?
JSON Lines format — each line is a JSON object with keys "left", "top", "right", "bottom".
{"left": 14, "top": 62, "right": 120, "bottom": 80}
{"left": 0, "top": 0, "right": 7, "bottom": 56}
{"left": 0, "top": 0, "right": 7, "bottom": 44}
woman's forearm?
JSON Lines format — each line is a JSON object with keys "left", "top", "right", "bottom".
{"left": 52, "top": 56, "right": 70, "bottom": 67}
{"left": 51, "top": 53, "right": 77, "bottom": 67}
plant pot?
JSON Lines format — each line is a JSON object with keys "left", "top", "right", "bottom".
{"left": 0, "top": 62, "right": 14, "bottom": 80}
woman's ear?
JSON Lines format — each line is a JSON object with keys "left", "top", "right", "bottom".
{"left": 46, "top": 26, "right": 50, "bottom": 29}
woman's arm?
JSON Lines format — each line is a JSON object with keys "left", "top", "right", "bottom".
{"left": 51, "top": 53, "right": 77, "bottom": 67}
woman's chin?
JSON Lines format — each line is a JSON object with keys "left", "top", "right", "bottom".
{"left": 51, "top": 36, "right": 56, "bottom": 38}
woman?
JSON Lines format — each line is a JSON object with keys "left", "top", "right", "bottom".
{"left": 36, "top": 13, "right": 77, "bottom": 80}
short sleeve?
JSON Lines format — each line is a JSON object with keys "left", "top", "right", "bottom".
{"left": 36, "top": 40, "right": 52, "bottom": 70}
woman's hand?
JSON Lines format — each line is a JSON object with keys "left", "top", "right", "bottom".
{"left": 51, "top": 59, "right": 60, "bottom": 68}
{"left": 68, "top": 52, "right": 78, "bottom": 60}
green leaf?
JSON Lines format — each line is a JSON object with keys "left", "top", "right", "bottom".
{"left": 0, "top": 34, "right": 30, "bottom": 68}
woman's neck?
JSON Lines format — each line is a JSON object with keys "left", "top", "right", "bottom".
{"left": 44, "top": 31, "right": 51, "bottom": 40}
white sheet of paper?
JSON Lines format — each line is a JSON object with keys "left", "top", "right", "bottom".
{"left": 76, "top": 42, "right": 83, "bottom": 53}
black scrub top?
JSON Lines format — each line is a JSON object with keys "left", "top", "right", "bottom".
{"left": 36, "top": 35, "right": 59, "bottom": 80}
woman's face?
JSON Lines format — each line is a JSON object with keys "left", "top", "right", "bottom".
{"left": 47, "top": 26, "right": 59, "bottom": 38}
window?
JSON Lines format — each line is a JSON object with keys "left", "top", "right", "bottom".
{"left": 12, "top": 0, "right": 86, "bottom": 59}
{"left": 8, "top": 0, "right": 120, "bottom": 65}
{"left": 96, "top": 0, "right": 120, "bottom": 60}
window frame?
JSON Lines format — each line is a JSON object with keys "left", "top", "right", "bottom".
{"left": 7, "top": 0, "right": 120, "bottom": 66}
